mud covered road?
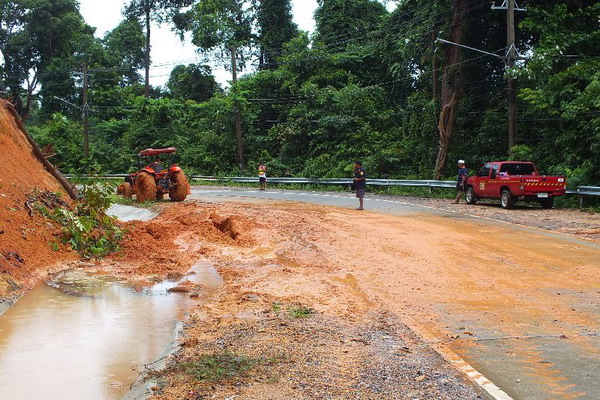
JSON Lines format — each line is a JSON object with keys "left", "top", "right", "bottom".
{"left": 136, "top": 187, "right": 599, "bottom": 400}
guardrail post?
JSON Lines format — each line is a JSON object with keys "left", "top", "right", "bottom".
{"left": 579, "top": 195, "right": 583, "bottom": 209}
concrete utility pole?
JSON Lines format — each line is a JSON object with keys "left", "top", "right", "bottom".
{"left": 492, "top": 0, "right": 526, "bottom": 153}
{"left": 231, "top": 46, "right": 245, "bottom": 170}
{"left": 432, "top": 28, "right": 439, "bottom": 101}
{"left": 82, "top": 64, "right": 90, "bottom": 159}
{"left": 144, "top": 0, "right": 151, "bottom": 98}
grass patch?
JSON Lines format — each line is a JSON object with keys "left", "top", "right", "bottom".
{"left": 272, "top": 301, "right": 282, "bottom": 313}
{"left": 184, "top": 351, "right": 278, "bottom": 382}
{"left": 288, "top": 306, "right": 313, "bottom": 318}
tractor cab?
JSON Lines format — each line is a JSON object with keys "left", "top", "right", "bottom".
{"left": 117, "top": 147, "right": 189, "bottom": 202}
{"left": 138, "top": 147, "right": 178, "bottom": 175}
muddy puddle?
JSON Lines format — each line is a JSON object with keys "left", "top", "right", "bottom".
{"left": 0, "top": 261, "right": 222, "bottom": 400}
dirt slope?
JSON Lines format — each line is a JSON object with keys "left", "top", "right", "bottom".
{"left": 0, "top": 99, "right": 75, "bottom": 299}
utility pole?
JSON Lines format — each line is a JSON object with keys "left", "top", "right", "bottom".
{"left": 231, "top": 46, "right": 245, "bottom": 170}
{"left": 432, "top": 28, "right": 439, "bottom": 101}
{"left": 492, "top": 0, "right": 526, "bottom": 153}
{"left": 144, "top": 0, "right": 151, "bottom": 98}
{"left": 82, "top": 64, "right": 90, "bottom": 159}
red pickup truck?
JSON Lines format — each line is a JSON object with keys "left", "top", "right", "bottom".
{"left": 465, "top": 161, "right": 566, "bottom": 209}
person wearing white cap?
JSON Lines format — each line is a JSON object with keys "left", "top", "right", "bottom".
{"left": 453, "top": 160, "right": 468, "bottom": 203}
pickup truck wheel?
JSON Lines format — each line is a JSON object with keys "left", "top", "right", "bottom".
{"left": 501, "top": 189, "right": 515, "bottom": 209}
{"left": 540, "top": 197, "right": 554, "bottom": 209}
{"left": 465, "top": 186, "right": 477, "bottom": 204}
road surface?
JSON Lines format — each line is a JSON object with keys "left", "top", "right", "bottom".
{"left": 189, "top": 187, "right": 600, "bottom": 400}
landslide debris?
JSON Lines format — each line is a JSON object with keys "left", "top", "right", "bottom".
{"left": 103, "top": 202, "right": 258, "bottom": 279}
{"left": 0, "top": 99, "right": 77, "bottom": 298}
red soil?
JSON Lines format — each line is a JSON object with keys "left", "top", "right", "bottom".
{"left": 0, "top": 99, "right": 75, "bottom": 298}
{"left": 104, "top": 202, "right": 257, "bottom": 278}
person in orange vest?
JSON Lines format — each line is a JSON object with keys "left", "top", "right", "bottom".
{"left": 258, "top": 164, "right": 267, "bottom": 191}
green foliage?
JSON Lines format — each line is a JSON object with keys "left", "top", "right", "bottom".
{"left": 256, "top": 0, "right": 297, "bottom": 68}
{"left": 40, "top": 184, "right": 123, "bottom": 257}
{"left": 166, "top": 64, "right": 221, "bottom": 102}
{"left": 271, "top": 301, "right": 282, "bottom": 313}
{"left": 103, "top": 17, "right": 145, "bottom": 84}
{"left": 182, "top": 0, "right": 257, "bottom": 71}
{"left": 8, "top": 0, "right": 600, "bottom": 190}
{"left": 184, "top": 351, "right": 277, "bottom": 382}
{"left": 0, "top": 0, "right": 101, "bottom": 117}
{"left": 288, "top": 306, "right": 313, "bottom": 319}
{"left": 314, "top": 0, "right": 387, "bottom": 51}
{"left": 29, "top": 113, "right": 86, "bottom": 171}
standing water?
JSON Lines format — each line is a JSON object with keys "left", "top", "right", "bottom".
{"left": 0, "top": 262, "right": 222, "bottom": 400}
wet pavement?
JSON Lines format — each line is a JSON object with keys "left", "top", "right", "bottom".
{"left": 189, "top": 187, "right": 600, "bottom": 400}
{"left": 107, "top": 204, "right": 158, "bottom": 222}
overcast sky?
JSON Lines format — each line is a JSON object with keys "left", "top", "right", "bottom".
{"left": 79, "top": 0, "right": 320, "bottom": 87}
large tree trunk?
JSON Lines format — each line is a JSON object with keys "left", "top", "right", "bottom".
{"left": 433, "top": 0, "right": 469, "bottom": 180}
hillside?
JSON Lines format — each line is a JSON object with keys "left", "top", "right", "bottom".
{"left": 0, "top": 99, "right": 76, "bottom": 299}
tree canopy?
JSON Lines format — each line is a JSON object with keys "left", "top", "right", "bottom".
{"left": 1, "top": 0, "right": 598, "bottom": 188}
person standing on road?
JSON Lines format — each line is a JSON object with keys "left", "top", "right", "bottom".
{"left": 454, "top": 159, "right": 468, "bottom": 203}
{"left": 258, "top": 164, "right": 267, "bottom": 191}
{"left": 353, "top": 161, "right": 366, "bottom": 210}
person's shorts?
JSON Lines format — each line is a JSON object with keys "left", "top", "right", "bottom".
{"left": 356, "top": 188, "right": 366, "bottom": 198}
{"left": 259, "top": 177, "right": 266, "bottom": 183}
{"left": 456, "top": 183, "right": 465, "bottom": 192}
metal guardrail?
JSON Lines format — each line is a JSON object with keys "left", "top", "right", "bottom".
{"left": 229, "top": 176, "right": 458, "bottom": 188}
{"left": 65, "top": 174, "right": 600, "bottom": 197}
{"left": 571, "top": 186, "right": 600, "bottom": 196}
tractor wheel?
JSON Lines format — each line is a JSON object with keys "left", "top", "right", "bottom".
{"left": 135, "top": 171, "right": 157, "bottom": 202}
{"left": 117, "top": 182, "right": 134, "bottom": 198}
{"left": 169, "top": 171, "right": 189, "bottom": 202}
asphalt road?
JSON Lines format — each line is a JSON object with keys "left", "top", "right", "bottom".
{"left": 189, "top": 187, "right": 600, "bottom": 400}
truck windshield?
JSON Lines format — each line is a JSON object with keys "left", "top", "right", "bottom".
{"left": 500, "top": 163, "right": 535, "bottom": 175}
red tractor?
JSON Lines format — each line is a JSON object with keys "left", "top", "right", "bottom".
{"left": 117, "top": 147, "right": 190, "bottom": 202}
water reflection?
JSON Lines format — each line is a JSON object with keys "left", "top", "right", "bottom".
{"left": 0, "top": 262, "right": 221, "bottom": 400}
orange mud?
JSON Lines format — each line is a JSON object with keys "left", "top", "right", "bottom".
{"left": 103, "top": 202, "right": 257, "bottom": 279}
{"left": 0, "top": 99, "right": 75, "bottom": 298}
{"left": 133, "top": 198, "right": 600, "bottom": 399}
{"left": 169, "top": 171, "right": 189, "bottom": 201}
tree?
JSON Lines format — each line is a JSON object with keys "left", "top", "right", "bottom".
{"left": 180, "top": 0, "right": 257, "bottom": 71}
{"left": 124, "top": 0, "right": 194, "bottom": 97}
{"left": 178, "top": 0, "right": 259, "bottom": 169}
{"left": 103, "top": 17, "right": 146, "bottom": 85}
{"left": 314, "top": 0, "right": 387, "bottom": 52}
{"left": 167, "top": 64, "right": 221, "bottom": 102}
{"left": 516, "top": 0, "right": 600, "bottom": 183}
{"left": 0, "top": 0, "right": 32, "bottom": 117}
{"left": 433, "top": 0, "right": 469, "bottom": 180}
{"left": 0, "top": 0, "right": 101, "bottom": 119}
{"left": 256, "top": 0, "right": 298, "bottom": 69}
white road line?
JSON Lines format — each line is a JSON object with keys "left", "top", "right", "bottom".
{"left": 404, "top": 319, "right": 514, "bottom": 400}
